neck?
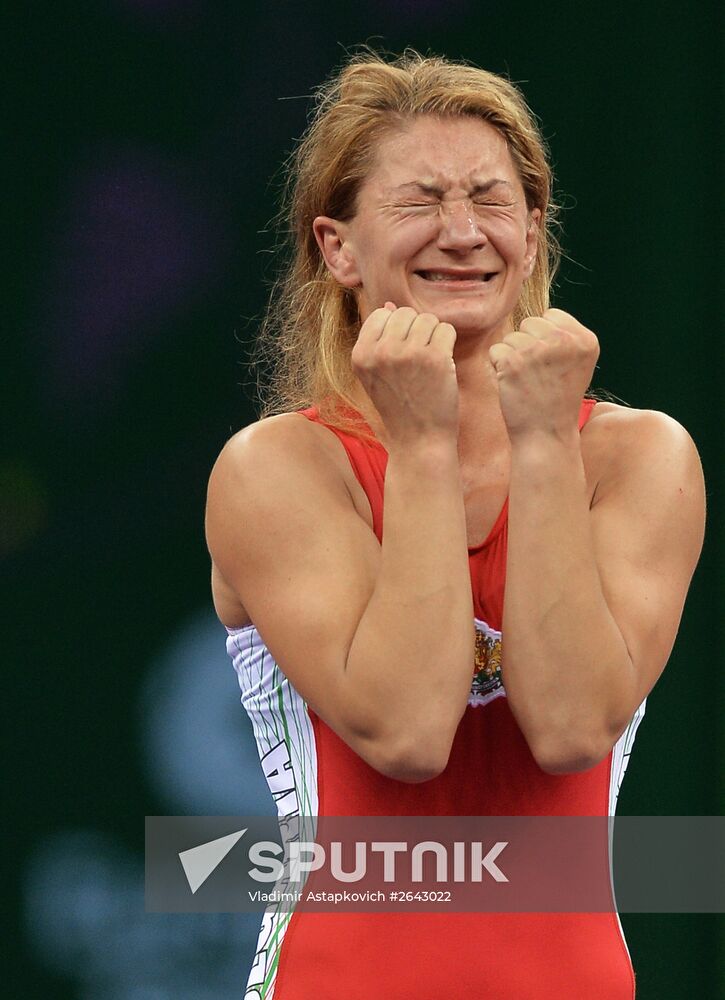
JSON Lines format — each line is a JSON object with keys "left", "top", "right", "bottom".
{"left": 452, "top": 342, "right": 510, "bottom": 461}
{"left": 347, "top": 334, "right": 508, "bottom": 460}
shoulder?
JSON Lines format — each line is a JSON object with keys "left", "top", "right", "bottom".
{"left": 214, "top": 411, "right": 320, "bottom": 467}
{"left": 584, "top": 401, "right": 703, "bottom": 488}
{"left": 206, "top": 412, "right": 362, "bottom": 554}
{"left": 585, "top": 400, "right": 696, "bottom": 446}
{"left": 210, "top": 411, "right": 347, "bottom": 492}
{"left": 583, "top": 403, "right": 704, "bottom": 538}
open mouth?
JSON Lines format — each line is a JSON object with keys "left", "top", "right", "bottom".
{"left": 415, "top": 270, "right": 498, "bottom": 283}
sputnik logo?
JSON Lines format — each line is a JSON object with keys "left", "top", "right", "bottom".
{"left": 178, "top": 830, "right": 510, "bottom": 891}
{"left": 178, "top": 829, "right": 247, "bottom": 893}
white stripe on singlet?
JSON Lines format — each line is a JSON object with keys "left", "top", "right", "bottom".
{"left": 608, "top": 697, "right": 647, "bottom": 977}
{"left": 226, "top": 625, "right": 319, "bottom": 999}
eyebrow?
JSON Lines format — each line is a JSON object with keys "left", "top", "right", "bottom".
{"left": 393, "top": 178, "right": 515, "bottom": 197}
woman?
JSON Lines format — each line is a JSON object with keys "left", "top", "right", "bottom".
{"left": 205, "top": 50, "right": 705, "bottom": 999}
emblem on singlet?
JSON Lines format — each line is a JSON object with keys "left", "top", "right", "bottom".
{"left": 470, "top": 619, "right": 504, "bottom": 706}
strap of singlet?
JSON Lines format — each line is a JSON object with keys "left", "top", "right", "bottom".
{"left": 298, "top": 405, "right": 386, "bottom": 541}
{"left": 578, "top": 397, "right": 597, "bottom": 429}
{"left": 299, "top": 399, "right": 598, "bottom": 543}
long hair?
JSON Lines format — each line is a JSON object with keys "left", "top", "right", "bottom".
{"left": 255, "top": 49, "right": 561, "bottom": 437}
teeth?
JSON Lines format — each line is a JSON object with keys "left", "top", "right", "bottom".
{"left": 422, "top": 272, "right": 486, "bottom": 282}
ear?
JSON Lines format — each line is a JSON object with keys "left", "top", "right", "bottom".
{"left": 523, "top": 208, "right": 541, "bottom": 279}
{"left": 313, "top": 216, "right": 361, "bottom": 288}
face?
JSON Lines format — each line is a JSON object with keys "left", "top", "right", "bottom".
{"left": 314, "top": 115, "right": 540, "bottom": 339}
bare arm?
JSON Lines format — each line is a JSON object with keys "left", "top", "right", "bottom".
{"left": 206, "top": 308, "right": 474, "bottom": 782}
{"left": 491, "top": 311, "right": 706, "bottom": 773}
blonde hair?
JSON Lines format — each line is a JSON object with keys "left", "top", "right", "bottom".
{"left": 255, "top": 48, "right": 561, "bottom": 437}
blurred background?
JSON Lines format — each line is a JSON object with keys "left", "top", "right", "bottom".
{"left": 6, "top": 1, "right": 723, "bottom": 997}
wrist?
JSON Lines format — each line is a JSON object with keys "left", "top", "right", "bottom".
{"left": 509, "top": 422, "right": 581, "bottom": 452}
{"left": 386, "top": 431, "right": 460, "bottom": 463}
{"left": 386, "top": 435, "right": 464, "bottom": 489}
{"left": 509, "top": 426, "right": 583, "bottom": 474}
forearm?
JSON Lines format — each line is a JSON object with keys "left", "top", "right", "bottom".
{"left": 344, "top": 438, "right": 474, "bottom": 775}
{"left": 503, "top": 430, "right": 636, "bottom": 771}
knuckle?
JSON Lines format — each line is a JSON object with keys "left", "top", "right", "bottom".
{"left": 434, "top": 322, "right": 456, "bottom": 343}
{"left": 362, "top": 310, "right": 386, "bottom": 329}
{"left": 421, "top": 347, "right": 445, "bottom": 367}
{"left": 503, "top": 332, "right": 525, "bottom": 349}
{"left": 374, "top": 342, "right": 406, "bottom": 367}
{"left": 577, "top": 332, "right": 598, "bottom": 356}
{"left": 373, "top": 343, "right": 393, "bottom": 364}
{"left": 351, "top": 350, "right": 372, "bottom": 372}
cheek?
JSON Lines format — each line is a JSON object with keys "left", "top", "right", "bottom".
{"left": 394, "top": 219, "right": 439, "bottom": 261}
{"left": 361, "top": 229, "right": 435, "bottom": 281}
{"left": 494, "top": 224, "right": 531, "bottom": 263}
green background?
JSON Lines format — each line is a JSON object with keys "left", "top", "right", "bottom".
{"left": 7, "top": 2, "right": 723, "bottom": 997}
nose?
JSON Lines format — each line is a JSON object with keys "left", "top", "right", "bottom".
{"left": 436, "top": 199, "right": 487, "bottom": 252}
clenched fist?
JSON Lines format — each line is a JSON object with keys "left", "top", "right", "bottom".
{"left": 488, "top": 308, "right": 600, "bottom": 440}
{"left": 351, "top": 303, "right": 460, "bottom": 447}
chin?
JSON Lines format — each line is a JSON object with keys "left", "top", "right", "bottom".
{"left": 432, "top": 304, "right": 505, "bottom": 336}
